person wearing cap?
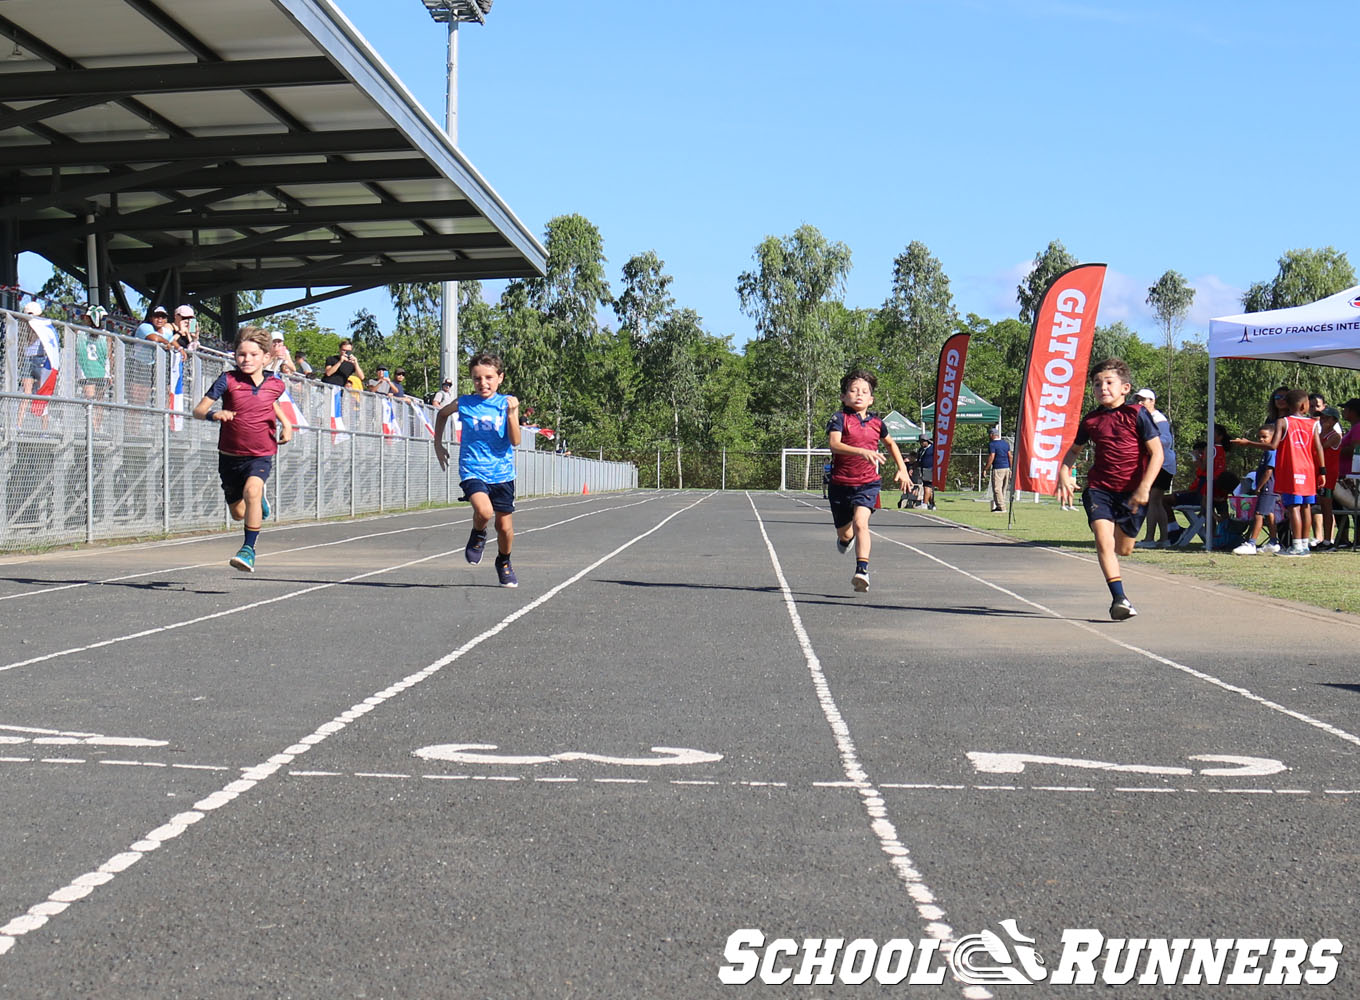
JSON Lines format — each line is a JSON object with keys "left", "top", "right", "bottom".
{"left": 1132, "top": 388, "right": 1176, "bottom": 549}
{"left": 77, "top": 305, "right": 114, "bottom": 420}
{"left": 18, "top": 301, "right": 48, "bottom": 414}
{"left": 264, "top": 332, "right": 295, "bottom": 375}
{"left": 432, "top": 378, "right": 456, "bottom": 408}
{"left": 169, "top": 305, "right": 200, "bottom": 351}
{"left": 390, "top": 368, "right": 409, "bottom": 399}
{"left": 293, "top": 349, "right": 314, "bottom": 377}
{"left": 372, "top": 366, "right": 395, "bottom": 395}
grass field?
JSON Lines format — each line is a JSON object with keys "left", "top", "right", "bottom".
{"left": 885, "top": 490, "right": 1360, "bottom": 617}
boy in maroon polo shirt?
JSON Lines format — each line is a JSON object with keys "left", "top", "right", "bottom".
{"left": 1058, "top": 358, "right": 1162, "bottom": 621}
{"left": 193, "top": 326, "right": 294, "bottom": 572}
{"left": 826, "top": 369, "right": 912, "bottom": 593}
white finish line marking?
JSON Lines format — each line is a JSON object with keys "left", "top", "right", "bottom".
{"left": 746, "top": 493, "right": 989, "bottom": 1000}
{"left": 0, "top": 492, "right": 715, "bottom": 960}
{"left": 966, "top": 751, "right": 1287, "bottom": 778}
{"left": 413, "top": 744, "right": 722, "bottom": 767}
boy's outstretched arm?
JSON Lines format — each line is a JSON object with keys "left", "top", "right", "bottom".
{"left": 828, "top": 430, "right": 886, "bottom": 467}
{"left": 272, "top": 401, "right": 294, "bottom": 444}
{"left": 506, "top": 395, "right": 521, "bottom": 447}
{"left": 1057, "top": 443, "right": 1082, "bottom": 507}
{"left": 1130, "top": 435, "right": 1163, "bottom": 511}
{"left": 432, "top": 398, "right": 459, "bottom": 469}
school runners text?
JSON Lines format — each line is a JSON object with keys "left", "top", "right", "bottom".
{"left": 719, "top": 922, "right": 1341, "bottom": 987}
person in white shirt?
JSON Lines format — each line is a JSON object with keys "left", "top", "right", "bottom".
{"left": 1134, "top": 388, "right": 1177, "bottom": 548}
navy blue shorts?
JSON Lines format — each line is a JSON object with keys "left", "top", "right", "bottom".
{"left": 828, "top": 481, "right": 879, "bottom": 529}
{"left": 218, "top": 453, "right": 273, "bottom": 505}
{"left": 461, "top": 478, "right": 516, "bottom": 514}
{"left": 1083, "top": 485, "right": 1147, "bottom": 539}
{"left": 1254, "top": 491, "right": 1279, "bottom": 520}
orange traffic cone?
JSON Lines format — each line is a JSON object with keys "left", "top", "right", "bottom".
{"left": 582, "top": 483, "right": 590, "bottom": 495}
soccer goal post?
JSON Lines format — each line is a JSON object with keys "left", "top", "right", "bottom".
{"left": 780, "top": 448, "right": 833, "bottom": 492}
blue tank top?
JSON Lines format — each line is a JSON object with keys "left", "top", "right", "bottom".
{"left": 458, "top": 393, "right": 515, "bottom": 484}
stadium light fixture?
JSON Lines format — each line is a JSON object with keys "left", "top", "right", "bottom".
{"left": 420, "top": 0, "right": 493, "bottom": 24}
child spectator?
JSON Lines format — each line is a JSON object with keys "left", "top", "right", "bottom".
{"left": 1230, "top": 424, "right": 1281, "bottom": 555}
{"left": 432, "top": 353, "right": 522, "bottom": 588}
{"left": 825, "top": 369, "right": 912, "bottom": 593}
{"left": 917, "top": 437, "right": 936, "bottom": 510}
{"left": 1263, "top": 388, "right": 1325, "bottom": 558}
{"left": 1313, "top": 406, "right": 1343, "bottom": 549}
{"left": 192, "top": 325, "right": 294, "bottom": 572}
{"left": 1058, "top": 357, "right": 1162, "bottom": 621}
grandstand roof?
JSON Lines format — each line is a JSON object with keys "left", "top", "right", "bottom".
{"left": 0, "top": 0, "right": 546, "bottom": 321}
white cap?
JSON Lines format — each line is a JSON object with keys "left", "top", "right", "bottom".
{"left": 22, "top": 301, "right": 42, "bottom": 315}
{"left": 1135, "top": 388, "right": 1155, "bottom": 401}
{"left": 271, "top": 331, "right": 285, "bottom": 341}
{"left": 174, "top": 304, "right": 195, "bottom": 319}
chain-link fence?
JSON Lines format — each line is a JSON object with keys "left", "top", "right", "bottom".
{"left": 0, "top": 309, "right": 637, "bottom": 552}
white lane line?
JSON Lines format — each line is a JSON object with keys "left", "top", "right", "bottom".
{"left": 0, "top": 492, "right": 651, "bottom": 604}
{"left": 0, "top": 491, "right": 714, "bottom": 960}
{"left": 869, "top": 529, "right": 1360, "bottom": 753}
{"left": 0, "top": 494, "right": 664, "bottom": 677}
{"left": 746, "top": 493, "right": 989, "bottom": 1000}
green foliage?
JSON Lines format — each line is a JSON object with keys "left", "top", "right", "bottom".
{"left": 1016, "top": 240, "right": 1079, "bottom": 324}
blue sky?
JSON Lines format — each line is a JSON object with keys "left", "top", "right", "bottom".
{"left": 20, "top": 1, "right": 1357, "bottom": 345}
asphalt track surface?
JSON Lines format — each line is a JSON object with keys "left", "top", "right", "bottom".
{"left": 0, "top": 488, "right": 1357, "bottom": 999}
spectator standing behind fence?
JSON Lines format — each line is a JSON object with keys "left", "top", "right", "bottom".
{"left": 432, "top": 378, "right": 456, "bottom": 408}
{"left": 77, "top": 305, "right": 112, "bottom": 428}
{"left": 170, "top": 305, "right": 199, "bottom": 351}
{"left": 432, "top": 353, "right": 522, "bottom": 589}
{"left": 1133, "top": 388, "right": 1176, "bottom": 549}
{"left": 985, "top": 426, "right": 1011, "bottom": 513}
{"left": 265, "top": 333, "right": 295, "bottom": 375}
{"left": 292, "top": 350, "right": 314, "bottom": 377}
{"left": 192, "top": 325, "right": 293, "bottom": 574}
{"left": 321, "top": 338, "right": 363, "bottom": 387}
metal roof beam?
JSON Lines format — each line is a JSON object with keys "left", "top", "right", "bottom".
{"left": 0, "top": 58, "right": 347, "bottom": 102}
{"left": 197, "top": 257, "right": 540, "bottom": 294}
{"left": 116, "top": 230, "right": 507, "bottom": 268}
{"left": 1, "top": 158, "right": 219, "bottom": 220}
{"left": 0, "top": 128, "right": 407, "bottom": 168}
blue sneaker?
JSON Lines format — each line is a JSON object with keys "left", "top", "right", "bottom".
{"left": 495, "top": 556, "right": 518, "bottom": 588}
{"left": 465, "top": 529, "right": 487, "bottom": 565}
{"left": 260, "top": 494, "right": 271, "bottom": 521}
{"left": 229, "top": 545, "right": 256, "bottom": 573}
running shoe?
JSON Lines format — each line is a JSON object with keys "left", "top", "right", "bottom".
{"left": 495, "top": 557, "right": 518, "bottom": 588}
{"left": 1231, "top": 540, "right": 1258, "bottom": 555}
{"left": 229, "top": 545, "right": 256, "bottom": 573}
{"left": 1260, "top": 540, "right": 1281, "bottom": 554}
{"left": 261, "top": 494, "right": 271, "bottom": 521}
{"left": 1134, "top": 539, "right": 1166, "bottom": 550}
{"left": 836, "top": 533, "right": 854, "bottom": 555}
{"left": 465, "top": 529, "right": 487, "bottom": 565}
{"left": 1279, "top": 542, "right": 1311, "bottom": 557}
{"left": 852, "top": 570, "right": 870, "bottom": 593}
{"left": 1109, "top": 597, "right": 1137, "bottom": 621}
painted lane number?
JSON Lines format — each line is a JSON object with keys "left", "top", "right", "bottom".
{"left": 413, "top": 744, "right": 723, "bottom": 767}
{"left": 966, "top": 752, "right": 1287, "bottom": 778}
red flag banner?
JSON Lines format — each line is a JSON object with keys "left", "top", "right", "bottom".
{"left": 930, "top": 331, "right": 970, "bottom": 494}
{"left": 1013, "top": 263, "right": 1108, "bottom": 495}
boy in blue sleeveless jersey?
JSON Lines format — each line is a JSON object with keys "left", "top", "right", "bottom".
{"left": 433, "top": 354, "right": 522, "bottom": 587}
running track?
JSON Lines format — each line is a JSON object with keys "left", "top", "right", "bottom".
{"left": 0, "top": 489, "right": 1356, "bottom": 998}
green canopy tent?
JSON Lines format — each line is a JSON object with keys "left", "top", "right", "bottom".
{"left": 920, "top": 383, "right": 1001, "bottom": 427}
{"left": 882, "top": 409, "right": 924, "bottom": 443}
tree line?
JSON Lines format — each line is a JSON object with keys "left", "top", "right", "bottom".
{"left": 38, "top": 221, "right": 1360, "bottom": 488}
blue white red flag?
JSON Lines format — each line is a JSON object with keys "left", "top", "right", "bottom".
{"left": 381, "top": 396, "right": 400, "bottom": 438}
{"left": 329, "top": 386, "right": 348, "bottom": 442}
{"left": 277, "top": 385, "right": 309, "bottom": 431}
{"left": 167, "top": 350, "right": 185, "bottom": 430}
{"left": 416, "top": 407, "right": 436, "bottom": 438}
{"left": 29, "top": 316, "right": 60, "bottom": 415}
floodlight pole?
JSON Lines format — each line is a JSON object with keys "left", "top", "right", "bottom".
{"left": 421, "top": 1, "right": 491, "bottom": 390}
{"left": 440, "top": 18, "right": 460, "bottom": 390}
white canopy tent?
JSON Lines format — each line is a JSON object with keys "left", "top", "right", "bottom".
{"left": 1203, "top": 285, "right": 1360, "bottom": 548}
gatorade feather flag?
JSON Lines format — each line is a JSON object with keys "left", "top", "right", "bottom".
{"left": 381, "top": 396, "right": 400, "bottom": 438}
{"left": 166, "top": 350, "right": 185, "bottom": 430}
{"left": 329, "top": 386, "right": 348, "bottom": 443}
{"left": 929, "top": 331, "right": 970, "bottom": 494}
{"left": 29, "top": 316, "right": 60, "bottom": 415}
{"left": 1012, "top": 263, "right": 1108, "bottom": 496}
{"left": 277, "top": 385, "right": 308, "bottom": 432}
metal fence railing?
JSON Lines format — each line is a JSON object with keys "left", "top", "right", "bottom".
{"left": 0, "top": 309, "right": 637, "bottom": 552}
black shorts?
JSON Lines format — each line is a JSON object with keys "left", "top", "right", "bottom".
{"left": 1083, "top": 485, "right": 1147, "bottom": 539}
{"left": 828, "top": 481, "right": 880, "bottom": 529}
{"left": 218, "top": 453, "right": 274, "bottom": 505}
{"left": 1151, "top": 468, "right": 1173, "bottom": 491}
{"left": 460, "top": 478, "right": 516, "bottom": 514}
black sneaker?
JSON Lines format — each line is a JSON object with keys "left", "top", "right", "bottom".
{"left": 464, "top": 529, "right": 487, "bottom": 565}
{"left": 495, "top": 557, "right": 518, "bottom": 588}
{"left": 1109, "top": 597, "right": 1137, "bottom": 621}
